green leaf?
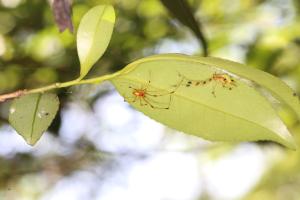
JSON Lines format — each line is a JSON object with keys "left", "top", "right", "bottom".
{"left": 191, "top": 56, "right": 300, "bottom": 121}
{"left": 160, "top": 0, "right": 208, "bottom": 56}
{"left": 9, "top": 93, "right": 59, "bottom": 146}
{"left": 110, "top": 54, "right": 297, "bottom": 149}
{"left": 77, "top": 5, "right": 115, "bottom": 79}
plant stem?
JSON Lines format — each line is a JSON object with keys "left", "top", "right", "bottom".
{"left": 0, "top": 72, "right": 120, "bottom": 102}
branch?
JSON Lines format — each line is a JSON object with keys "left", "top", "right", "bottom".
{"left": 0, "top": 72, "right": 120, "bottom": 102}
{"left": 0, "top": 90, "right": 27, "bottom": 102}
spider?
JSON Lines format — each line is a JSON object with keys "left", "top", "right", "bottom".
{"left": 177, "top": 72, "right": 237, "bottom": 97}
{"left": 123, "top": 79, "right": 177, "bottom": 109}
{"left": 209, "top": 73, "right": 237, "bottom": 97}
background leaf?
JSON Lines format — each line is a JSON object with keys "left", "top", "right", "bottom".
{"left": 9, "top": 93, "right": 59, "bottom": 145}
{"left": 110, "top": 54, "right": 296, "bottom": 149}
{"left": 52, "top": 0, "right": 73, "bottom": 33}
{"left": 77, "top": 5, "right": 115, "bottom": 79}
{"left": 160, "top": 0, "right": 208, "bottom": 56}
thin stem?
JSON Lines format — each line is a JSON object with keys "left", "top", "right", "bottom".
{"left": 0, "top": 90, "right": 26, "bottom": 102}
{"left": 0, "top": 72, "right": 121, "bottom": 102}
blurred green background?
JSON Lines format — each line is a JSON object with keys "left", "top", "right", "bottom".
{"left": 1, "top": 0, "right": 300, "bottom": 200}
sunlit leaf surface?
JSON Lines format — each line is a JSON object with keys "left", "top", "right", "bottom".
{"left": 111, "top": 54, "right": 296, "bottom": 149}
{"left": 9, "top": 93, "right": 59, "bottom": 145}
{"left": 193, "top": 56, "right": 300, "bottom": 121}
{"left": 77, "top": 5, "right": 115, "bottom": 79}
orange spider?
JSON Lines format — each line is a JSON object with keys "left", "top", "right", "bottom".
{"left": 124, "top": 80, "right": 176, "bottom": 109}
{"left": 209, "top": 73, "right": 236, "bottom": 96}
{"left": 178, "top": 72, "right": 237, "bottom": 97}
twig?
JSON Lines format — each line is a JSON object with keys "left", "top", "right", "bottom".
{"left": 0, "top": 90, "right": 27, "bottom": 102}
{"left": 0, "top": 71, "right": 122, "bottom": 102}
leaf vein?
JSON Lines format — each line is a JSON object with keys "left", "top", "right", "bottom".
{"left": 30, "top": 94, "right": 41, "bottom": 144}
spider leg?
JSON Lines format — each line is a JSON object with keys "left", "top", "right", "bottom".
{"left": 222, "top": 82, "right": 235, "bottom": 90}
{"left": 149, "top": 76, "right": 185, "bottom": 95}
{"left": 143, "top": 97, "right": 155, "bottom": 108}
{"left": 147, "top": 92, "right": 175, "bottom": 109}
{"left": 230, "top": 81, "right": 237, "bottom": 87}
{"left": 144, "top": 84, "right": 179, "bottom": 96}
{"left": 144, "top": 95, "right": 172, "bottom": 105}
{"left": 172, "top": 72, "right": 195, "bottom": 88}
{"left": 201, "top": 77, "right": 213, "bottom": 86}
{"left": 146, "top": 90, "right": 175, "bottom": 97}
{"left": 128, "top": 85, "right": 139, "bottom": 90}
{"left": 143, "top": 97, "right": 171, "bottom": 109}
{"left": 139, "top": 71, "right": 152, "bottom": 91}
{"left": 118, "top": 80, "right": 141, "bottom": 90}
{"left": 141, "top": 97, "right": 150, "bottom": 106}
{"left": 124, "top": 95, "right": 137, "bottom": 103}
{"left": 211, "top": 82, "right": 217, "bottom": 97}
{"left": 166, "top": 92, "right": 174, "bottom": 109}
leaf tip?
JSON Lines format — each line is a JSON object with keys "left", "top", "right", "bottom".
{"left": 276, "top": 133, "right": 298, "bottom": 150}
{"left": 25, "top": 137, "right": 37, "bottom": 146}
{"left": 286, "top": 139, "right": 298, "bottom": 150}
{"left": 102, "top": 5, "right": 116, "bottom": 23}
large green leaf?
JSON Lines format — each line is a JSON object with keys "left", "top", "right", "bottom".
{"left": 153, "top": 54, "right": 300, "bottom": 121}
{"left": 110, "top": 54, "right": 297, "bottom": 149}
{"left": 77, "top": 5, "right": 115, "bottom": 79}
{"left": 9, "top": 93, "right": 59, "bottom": 145}
{"left": 192, "top": 56, "right": 300, "bottom": 121}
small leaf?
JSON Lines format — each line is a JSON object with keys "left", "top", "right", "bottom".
{"left": 77, "top": 5, "right": 115, "bottom": 79}
{"left": 160, "top": 0, "right": 208, "bottom": 56}
{"left": 110, "top": 54, "right": 296, "bottom": 149}
{"left": 9, "top": 93, "right": 59, "bottom": 145}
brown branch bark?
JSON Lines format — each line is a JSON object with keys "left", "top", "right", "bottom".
{"left": 0, "top": 90, "right": 27, "bottom": 102}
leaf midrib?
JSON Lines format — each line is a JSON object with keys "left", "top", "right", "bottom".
{"left": 82, "top": 6, "right": 108, "bottom": 72}
{"left": 30, "top": 94, "right": 41, "bottom": 144}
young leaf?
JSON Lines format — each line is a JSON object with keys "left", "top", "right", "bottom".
{"left": 77, "top": 5, "right": 115, "bottom": 79}
{"left": 110, "top": 54, "right": 297, "bottom": 149}
{"left": 9, "top": 93, "right": 59, "bottom": 146}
